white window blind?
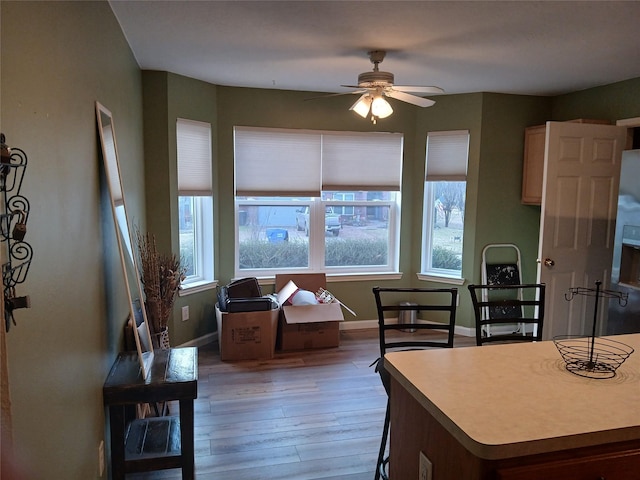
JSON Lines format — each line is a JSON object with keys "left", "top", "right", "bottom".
{"left": 177, "top": 118, "right": 212, "bottom": 196}
{"left": 234, "top": 127, "right": 403, "bottom": 195}
{"left": 425, "top": 130, "right": 469, "bottom": 181}
{"left": 234, "top": 127, "right": 321, "bottom": 197}
{"left": 322, "top": 132, "right": 403, "bottom": 191}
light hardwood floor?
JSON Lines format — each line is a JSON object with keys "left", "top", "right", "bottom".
{"left": 129, "top": 328, "right": 474, "bottom": 480}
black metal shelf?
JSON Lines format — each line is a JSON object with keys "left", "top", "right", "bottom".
{"left": 1, "top": 133, "right": 32, "bottom": 331}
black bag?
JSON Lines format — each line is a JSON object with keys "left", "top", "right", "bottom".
{"left": 226, "top": 277, "right": 261, "bottom": 298}
{"left": 217, "top": 277, "right": 274, "bottom": 312}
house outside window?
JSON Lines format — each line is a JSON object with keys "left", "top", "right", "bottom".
{"left": 421, "top": 130, "right": 469, "bottom": 280}
{"left": 177, "top": 118, "right": 214, "bottom": 290}
{"left": 233, "top": 127, "right": 403, "bottom": 277}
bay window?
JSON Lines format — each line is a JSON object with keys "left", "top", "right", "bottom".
{"left": 234, "top": 127, "right": 403, "bottom": 277}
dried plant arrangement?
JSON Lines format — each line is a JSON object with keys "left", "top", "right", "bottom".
{"left": 135, "top": 228, "right": 186, "bottom": 343}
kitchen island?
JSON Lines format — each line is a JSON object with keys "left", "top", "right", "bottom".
{"left": 385, "top": 334, "right": 640, "bottom": 479}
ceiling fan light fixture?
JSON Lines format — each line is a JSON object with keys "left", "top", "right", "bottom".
{"left": 319, "top": 50, "right": 441, "bottom": 122}
{"left": 350, "top": 95, "right": 372, "bottom": 118}
{"left": 371, "top": 95, "right": 393, "bottom": 119}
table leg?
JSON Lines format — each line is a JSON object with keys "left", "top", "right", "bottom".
{"left": 179, "top": 399, "right": 195, "bottom": 479}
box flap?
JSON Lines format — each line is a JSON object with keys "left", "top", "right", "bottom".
{"left": 275, "top": 273, "right": 326, "bottom": 292}
{"left": 276, "top": 280, "right": 299, "bottom": 306}
{"left": 282, "top": 303, "right": 344, "bottom": 324}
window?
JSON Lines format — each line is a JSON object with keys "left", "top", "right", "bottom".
{"left": 333, "top": 192, "right": 355, "bottom": 216}
{"left": 177, "top": 118, "right": 214, "bottom": 289}
{"left": 234, "top": 127, "right": 403, "bottom": 277}
{"left": 421, "top": 130, "right": 469, "bottom": 279}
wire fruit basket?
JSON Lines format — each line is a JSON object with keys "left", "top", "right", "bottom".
{"left": 554, "top": 281, "right": 632, "bottom": 379}
{"left": 553, "top": 335, "right": 634, "bottom": 379}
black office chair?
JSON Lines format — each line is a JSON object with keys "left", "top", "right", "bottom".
{"left": 371, "top": 287, "right": 458, "bottom": 480}
{"left": 468, "top": 283, "right": 545, "bottom": 346}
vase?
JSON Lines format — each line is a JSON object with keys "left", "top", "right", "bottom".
{"left": 152, "top": 326, "right": 170, "bottom": 350}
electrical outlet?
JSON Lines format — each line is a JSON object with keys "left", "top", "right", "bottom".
{"left": 181, "top": 305, "right": 189, "bottom": 321}
{"left": 419, "top": 451, "right": 432, "bottom": 480}
{"left": 98, "top": 440, "right": 105, "bottom": 477}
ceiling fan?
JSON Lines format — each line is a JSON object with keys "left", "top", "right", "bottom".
{"left": 341, "top": 50, "right": 444, "bottom": 123}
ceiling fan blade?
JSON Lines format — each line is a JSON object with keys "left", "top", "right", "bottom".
{"left": 392, "top": 85, "right": 444, "bottom": 94}
{"left": 341, "top": 85, "right": 372, "bottom": 90}
{"left": 386, "top": 90, "right": 436, "bottom": 108}
{"left": 306, "top": 90, "right": 365, "bottom": 101}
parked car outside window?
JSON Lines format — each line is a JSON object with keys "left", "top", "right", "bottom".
{"left": 295, "top": 206, "right": 341, "bottom": 236}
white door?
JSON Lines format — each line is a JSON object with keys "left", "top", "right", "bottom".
{"left": 537, "top": 121, "right": 627, "bottom": 340}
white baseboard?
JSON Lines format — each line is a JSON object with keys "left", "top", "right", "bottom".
{"left": 454, "top": 325, "right": 474, "bottom": 337}
{"left": 178, "top": 319, "right": 474, "bottom": 348}
{"left": 339, "top": 319, "right": 378, "bottom": 330}
{"left": 179, "top": 332, "right": 217, "bottom": 348}
{"left": 339, "top": 319, "right": 473, "bottom": 337}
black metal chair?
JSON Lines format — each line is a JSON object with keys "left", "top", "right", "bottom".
{"left": 371, "top": 287, "right": 458, "bottom": 480}
{"left": 468, "top": 283, "right": 545, "bottom": 346}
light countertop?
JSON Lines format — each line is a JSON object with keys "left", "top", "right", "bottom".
{"left": 385, "top": 334, "right": 640, "bottom": 460}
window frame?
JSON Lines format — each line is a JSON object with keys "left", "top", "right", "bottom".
{"left": 234, "top": 194, "right": 400, "bottom": 278}
{"left": 233, "top": 126, "right": 404, "bottom": 279}
{"left": 179, "top": 195, "right": 214, "bottom": 290}
{"left": 176, "top": 118, "right": 215, "bottom": 294}
{"left": 420, "top": 130, "right": 469, "bottom": 283}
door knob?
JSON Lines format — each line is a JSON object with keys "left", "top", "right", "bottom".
{"left": 543, "top": 258, "right": 555, "bottom": 267}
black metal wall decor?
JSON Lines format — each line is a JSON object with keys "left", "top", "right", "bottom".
{"left": 0, "top": 133, "right": 32, "bottom": 331}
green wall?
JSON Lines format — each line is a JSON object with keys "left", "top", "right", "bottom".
{"left": 412, "top": 93, "right": 484, "bottom": 324}
{"left": 141, "top": 71, "right": 219, "bottom": 346}
{"left": 1, "top": 1, "right": 145, "bottom": 478}
{"left": 216, "top": 86, "right": 420, "bottom": 319}
{"left": 148, "top": 79, "right": 546, "bottom": 329}
{"left": 474, "top": 94, "right": 552, "bottom": 284}
{"left": 148, "top": 74, "right": 639, "bottom": 335}
{"left": 411, "top": 93, "right": 549, "bottom": 326}
{"left": 552, "top": 77, "right": 640, "bottom": 122}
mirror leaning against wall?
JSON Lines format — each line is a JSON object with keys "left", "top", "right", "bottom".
{"left": 96, "top": 101, "right": 154, "bottom": 377}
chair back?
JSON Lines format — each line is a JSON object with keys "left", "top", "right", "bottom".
{"left": 372, "top": 287, "right": 458, "bottom": 357}
{"left": 371, "top": 287, "right": 457, "bottom": 480}
{"left": 468, "top": 283, "right": 545, "bottom": 346}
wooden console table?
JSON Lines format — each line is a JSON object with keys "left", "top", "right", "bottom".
{"left": 103, "top": 347, "right": 198, "bottom": 479}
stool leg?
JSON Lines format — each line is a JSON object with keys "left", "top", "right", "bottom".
{"left": 375, "top": 399, "right": 390, "bottom": 480}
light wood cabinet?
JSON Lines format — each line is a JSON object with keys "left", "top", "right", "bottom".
{"left": 521, "top": 120, "right": 611, "bottom": 205}
{"left": 521, "top": 125, "right": 546, "bottom": 205}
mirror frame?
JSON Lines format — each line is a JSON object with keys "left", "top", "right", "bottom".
{"left": 96, "top": 101, "right": 154, "bottom": 377}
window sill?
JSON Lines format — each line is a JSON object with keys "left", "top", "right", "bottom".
{"left": 253, "top": 271, "right": 403, "bottom": 286}
{"left": 327, "top": 272, "right": 404, "bottom": 283}
{"left": 179, "top": 280, "right": 218, "bottom": 296}
{"left": 416, "top": 273, "right": 466, "bottom": 286}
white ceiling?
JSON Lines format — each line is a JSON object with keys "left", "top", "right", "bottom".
{"left": 109, "top": 1, "right": 640, "bottom": 98}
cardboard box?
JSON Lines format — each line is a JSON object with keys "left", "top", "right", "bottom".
{"left": 275, "top": 274, "right": 344, "bottom": 350}
{"left": 215, "top": 305, "right": 279, "bottom": 361}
